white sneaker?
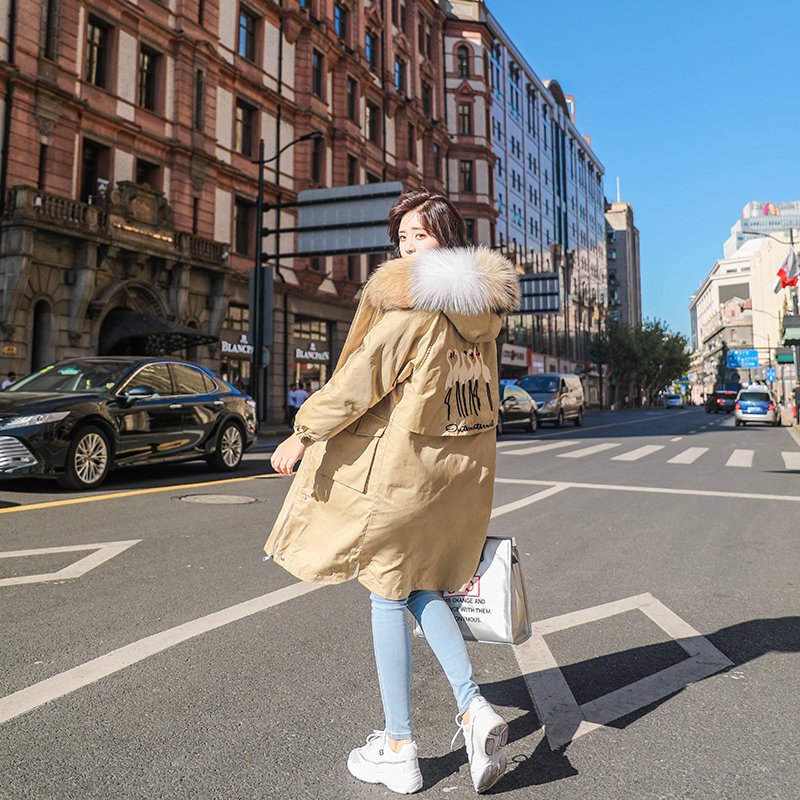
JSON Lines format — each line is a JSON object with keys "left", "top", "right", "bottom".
{"left": 452, "top": 696, "right": 508, "bottom": 793}
{"left": 347, "top": 730, "right": 423, "bottom": 794}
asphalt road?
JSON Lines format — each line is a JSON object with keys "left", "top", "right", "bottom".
{"left": 2, "top": 407, "right": 800, "bottom": 799}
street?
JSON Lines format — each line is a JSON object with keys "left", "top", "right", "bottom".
{"left": 2, "top": 406, "right": 800, "bottom": 799}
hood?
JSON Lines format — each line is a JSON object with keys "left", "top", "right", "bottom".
{"left": 0, "top": 391, "right": 105, "bottom": 415}
{"left": 363, "top": 247, "right": 520, "bottom": 342}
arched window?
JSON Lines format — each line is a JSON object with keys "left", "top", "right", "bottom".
{"left": 457, "top": 45, "right": 469, "bottom": 78}
{"left": 31, "top": 300, "right": 53, "bottom": 371}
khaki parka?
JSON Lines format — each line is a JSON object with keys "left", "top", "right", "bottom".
{"left": 264, "top": 247, "right": 520, "bottom": 600}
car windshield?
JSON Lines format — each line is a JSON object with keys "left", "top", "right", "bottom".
{"left": 9, "top": 361, "right": 133, "bottom": 393}
{"left": 739, "top": 392, "right": 770, "bottom": 402}
{"left": 520, "top": 375, "right": 559, "bottom": 393}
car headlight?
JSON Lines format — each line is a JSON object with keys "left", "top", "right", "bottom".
{"left": 546, "top": 398, "right": 558, "bottom": 408}
{"left": 0, "top": 411, "right": 70, "bottom": 430}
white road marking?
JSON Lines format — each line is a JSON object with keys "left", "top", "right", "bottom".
{"left": 726, "top": 449, "right": 754, "bottom": 468}
{"left": 557, "top": 442, "right": 621, "bottom": 458}
{"left": 513, "top": 593, "right": 733, "bottom": 749}
{"left": 495, "top": 439, "right": 536, "bottom": 449}
{"left": 671, "top": 437, "right": 683, "bottom": 442}
{"left": 688, "top": 430, "right": 698, "bottom": 434}
{"left": 495, "top": 476, "right": 800, "bottom": 503}
{"left": 782, "top": 452, "right": 800, "bottom": 470}
{"left": 611, "top": 445, "right": 665, "bottom": 462}
{"left": 667, "top": 447, "right": 709, "bottom": 464}
{"left": 490, "top": 484, "right": 569, "bottom": 518}
{"left": 0, "top": 581, "right": 323, "bottom": 726}
{"left": 0, "top": 541, "right": 141, "bottom": 587}
{"left": 501, "top": 441, "right": 580, "bottom": 456}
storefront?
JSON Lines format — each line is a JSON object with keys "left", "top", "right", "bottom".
{"left": 500, "top": 343, "right": 531, "bottom": 379}
{"left": 293, "top": 317, "right": 331, "bottom": 391}
{"left": 218, "top": 303, "right": 252, "bottom": 391}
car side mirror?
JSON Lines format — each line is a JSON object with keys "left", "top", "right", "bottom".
{"left": 117, "top": 385, "right": 156, "bottom": 407}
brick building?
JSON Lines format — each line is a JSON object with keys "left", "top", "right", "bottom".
{"left": 0, "top": 0, "right": 450, "bottom": 423}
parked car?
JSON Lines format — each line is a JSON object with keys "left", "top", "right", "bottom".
{"left": 515, "top": 373, "right": 584, "bottom": 427}
{"left": 705, "top": 390, "right": 737, "bottom": 414}
{"left": 734, "top": 388, "right": 781, "bottom": 427}
{"left": 0, "top": 357, "right": 257, "bottom": 489}
{"left": 663, "top": 393, "right": 684, "bottom": 408}
{"left": 497, "top": 383, "right": 538, "bottom": 435}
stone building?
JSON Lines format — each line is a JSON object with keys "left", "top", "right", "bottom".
{"left": 604, "top": 200, "right": 642, "bottom": 328}
{"left": 0, "top": 0, "right": 448, "bottom": 423}
{"left": 441, "top": 0, "right": 607, "bottom": 388}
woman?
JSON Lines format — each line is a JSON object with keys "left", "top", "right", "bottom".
{"left": 267, "top": 188, "right": 520, "bottom": 794}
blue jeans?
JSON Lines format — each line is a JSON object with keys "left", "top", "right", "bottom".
{"left": 370, "top": 590, "right": 480, "bottom": 740}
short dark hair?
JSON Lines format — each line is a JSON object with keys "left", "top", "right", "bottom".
{"left": 387, "top": 187, "right": 467, "bottom": 258}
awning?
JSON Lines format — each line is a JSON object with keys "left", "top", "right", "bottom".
{"left": 100, "top": 311, "right": 218, "bottom": 356}
{"left": 781, "top": 315, "right": 800, "bottom": 346}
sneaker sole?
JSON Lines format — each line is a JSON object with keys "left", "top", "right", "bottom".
{"left": 347, "top": 753, "right": 423, "bottom": 794}
{"left": 475, "top": 749, "right": 507, "bottom": 794}
{"left": 484, "top": 723, "right": 509, "bottom": 756}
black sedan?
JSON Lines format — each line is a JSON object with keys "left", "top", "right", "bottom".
{"left": 0, "top": 357, "right": 257, "bottom": 489}
{"left": 497, "top": 382, "right": 538, "bottom": 435}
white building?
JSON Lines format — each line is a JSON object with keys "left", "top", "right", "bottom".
{"left": 723, "top": 201, "right": 800, "bottom": 258}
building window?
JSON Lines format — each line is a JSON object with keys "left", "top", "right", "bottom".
{"left": 422, "top": 82, "right": 432, "bottom": 116}
{"left": 433, "top": 142, "right": 441, "bottom": 180}
{"left": 135, "top": 158, "right": 160, "bottom": 189}
{"left": 347, "top": 77, "right": 357, "bottom": 121}
{"left": 85, "top": 16, "right": 109, "bottom": 88}
{"left": 81, "top": 139, "right": 110, "bottom": 204}
{"left": 399, "top": 2, "right": 406, "bottom": 31}
{"left": 334, "top": 3, "right": 348, "bottom": 41}
{"left": 460, "top": 160, "right": 474, "bottom": 194}
{"left": 238, "top": 7, "right": 257, "bottom": 61}
{"left": 394, "top": 58, "right": 405, "bottom": 94}
{"left": 457, "top": 45, "right": 469, "bottom": 78}
{"left": 347, "top": 154, "right": 358, "bottom": 185}
{"left": 194, "top": 70, "right": 206, "bottom": 130}
{"left": 311, "top": 134, "right": 324, "bottom": 185}
{"left": 234, "top": 99, "right": 255, "bottom": 156}
{"left": 609, "top": 249, "right": 617, "bottom": 260}
{"left": 457, "top": 102, "right": 472, "bottom": 135}
{"left": 365, "top": 99, "right": 380, "bottom": 144}
{"left": 407, "top": 123, "right": 415, "bottom": 163}
{"left": 366, "top": 31, "right": 379, "bottom": 71}
{"left": 138, "top": 45, "right": 159, "bottom": 111}
{"left": 312, "top": 49, "right": 323, "bottom": 97}
{"left": 43, "top": 0, "right": 60, "bottom": 61}
{"left": 234, "top": 199, "right": 253, "bottom": 254}
{"left": 367, "top": 172, "right": 380, "bottom": 184}
{"left": 465, "top": 218, "right": 475, "bottom": 245}
{"left": 348, "top": 255, "right": 361, "bottom": 282}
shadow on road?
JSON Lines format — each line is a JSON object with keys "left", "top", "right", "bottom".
{"left": 440, "top": 616, "right": 800, "bottom": 793}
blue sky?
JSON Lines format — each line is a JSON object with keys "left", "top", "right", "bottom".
{"left": 486, "top": 0, "right": 800, "bottom": 338}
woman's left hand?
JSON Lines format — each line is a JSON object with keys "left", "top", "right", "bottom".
{"left": 270, "top": 433, "right": 307, "bottom": 475}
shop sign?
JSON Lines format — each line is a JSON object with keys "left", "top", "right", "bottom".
{"left": 221, "top": 334, "right": 254, "bottom": 355}
{"left": 295, "top": 340, "right": 330, "bottom": 363}
{"left": 500, "top": 343, "right": 530, "bottom": 367}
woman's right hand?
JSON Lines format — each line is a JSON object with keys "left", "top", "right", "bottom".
{"left": 270, "top": 433, "right": 307, "bottom": 475}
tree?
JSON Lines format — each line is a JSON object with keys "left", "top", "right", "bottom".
{"left": 590, "top": 318, "right": 689, "bottom": 407}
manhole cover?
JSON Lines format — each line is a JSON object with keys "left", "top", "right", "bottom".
{"left": 177, "top": 494, "right": 259, "bottom": 505}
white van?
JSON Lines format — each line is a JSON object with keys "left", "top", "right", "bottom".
{"left": 515, "top": 373, "right": 585, "bottom": 427}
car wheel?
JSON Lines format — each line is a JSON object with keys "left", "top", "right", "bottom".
{"left": 207, "top": 420, "right": 244, "bottom": 471}
{"left": 774, "top": 416, "right": 781, "bottom": 427}
{"left": 555, "top": 409, "right": 564, "bottom": 428}
{"left": 706, "top": 406, "right": 711, "bottom": 413}
{"left": 573, "top": 408, "right": 583, "bottom": 427}
{"left": 735, "top": 419, "right": 741, "bottom": 427}
{"left": 59, "top": 425, "right": 111, "bottom": 490}
{"left": 525, "top": 411, "right": 537, "bottom": 433}
{"left": 496, "top": 414, "right": 505, "bottom": 436}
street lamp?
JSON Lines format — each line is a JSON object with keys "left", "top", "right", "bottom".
{"left": 250, "top": 131, "right": 324, "bottom": 424}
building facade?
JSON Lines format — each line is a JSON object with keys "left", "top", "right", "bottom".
{"left": 604, "top": 200, "right": 641, "bottom": 327}
{"left": 723, "top": 201, "right": 800, "bottom": 258}
{"left": 441, "top": 0, "right": 608, "bottom": 389}
{"left": 688, "top": 236, "right": 797, "bottom": 401}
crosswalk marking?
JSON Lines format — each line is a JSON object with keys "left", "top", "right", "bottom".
{"left": 782, "top": 452, "right": 800, "bottom": 471}
{"left": 726, "top": 449, "right": 754, "bottom": 468}
{"left": 667, "top": 447, "right": 709, "bottom": 465}
{"left": 611, "top": 445, "right": 665, "bottom": 462}
{"left": 558, "top": 442, "right": 621, "bottom": 459}
{"left": 503, "top": 440, "right": 580, "bottom": 456}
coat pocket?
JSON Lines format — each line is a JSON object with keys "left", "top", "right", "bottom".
{"left": 317, "top": 412, "right": 387, "bottom": 493}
